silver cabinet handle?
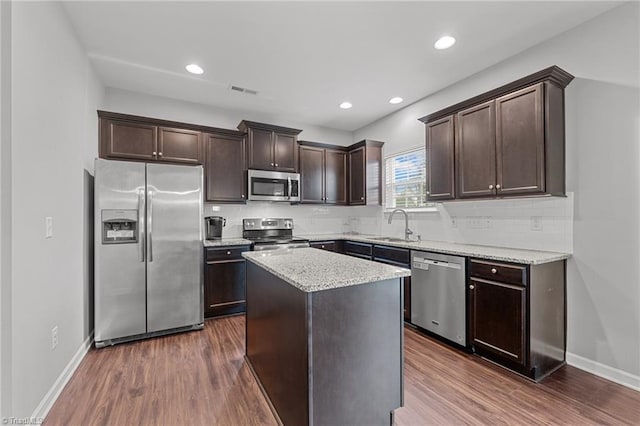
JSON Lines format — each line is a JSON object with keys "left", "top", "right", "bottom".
{"left": 491, "top": 268, "right": 497, "bottom": 274}
{"left": 469, "top": 285, "right": 475, "bottom": 290}
{"left": 227, "top": 251, "right": 231, "bottom": 255}
{"left": 361, "top": 196, "right": 364, "bottom": 200}
{"left": 321, "top": 245, "right": 325, "bottom": 249}
{"left": 496, "top": 184, "right": 501, "bottom": 189}
{"left": 147, "top": 189, "right": 154, "bottom": 262}
{"left": 152, "top": 151, "right": 157, "bottom": 156}
{"left": 275, "top": 163, "right": 278, "bottom": 167}
{"left": 270, "top": 163, "right": 274, "bottom": 166}
{"left": 489, "top": 184, "right": 494, "bottom": 190}
{"left": 158, "top": 152, "right": 163, "bottom": 157}
{"left": 241, "top": 194, "right": 245, "bottom": 198}
{"left": 138, "top": 188, "right": 145, "bottom": 262}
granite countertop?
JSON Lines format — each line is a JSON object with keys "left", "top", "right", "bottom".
{"left": 297, "top": 233, "right": 570, "bottom": 265}
{"left": 242, "top": 247, "right": 411, "bottom": 293}
{"left": 203, "top": 238, "right": 253, "bottom": 247}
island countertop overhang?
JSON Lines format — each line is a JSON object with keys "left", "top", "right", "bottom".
{"left": 242, "top": 247, "right": 411, "bottom": 293}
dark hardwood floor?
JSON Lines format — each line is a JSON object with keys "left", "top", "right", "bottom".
{"left": 45, "top": 315, "right": 640, "bottom": 426}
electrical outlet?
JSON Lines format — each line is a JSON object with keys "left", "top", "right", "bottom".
{"left": 51, "top": 325, "right": 58, "bottom": 350}
{"left": 484, "top": 216, "right": 493, "bottom": 228}
{"left": 45, "top": 216, "right": 53, "bottom": 238}
{"left": 531, "top": 216, "right": 543, "bottom": 231}
{"left": 450, "top": 216, "right": 458, "bottom": 228}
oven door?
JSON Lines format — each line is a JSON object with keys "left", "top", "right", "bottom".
{"left": 248, "top": 170, "right": 300, "bottom": 202}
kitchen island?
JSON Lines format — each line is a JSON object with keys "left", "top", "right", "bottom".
{"left": 242, "top": 248, "right": 411, "bottom": 426}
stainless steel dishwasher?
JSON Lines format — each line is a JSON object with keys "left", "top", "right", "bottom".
{"left": 411, "top": 251, "right": 467, "bottom": 346}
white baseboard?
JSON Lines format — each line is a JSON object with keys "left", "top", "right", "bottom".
{"left": 566, "top": 352, "right": 640, "bottom": 392}
{"left": 31, "top": 331, "right": 94, "bottom": 420}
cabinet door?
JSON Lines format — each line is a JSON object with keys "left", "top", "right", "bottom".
{"left": 470, "top": 277, "right": 526, "bottom": 366}
{"left": 426, "top": 115, "right": 455, "bottom": 200}
{"left": 348, "top": 147, "right": 366, "bottom": 205}
{"left": 102, "top": 119, "right": 158, "bottom": 161}
{"left": 158, "top": 127, "right": 202, "bottom": 164}
{"left": 248, "top": 128, "right": 274, "bottom": 170}
{"left": 205, "top": 259, "right": 246, "bottom": 317}
{"left": 204, "top": 133, "right": 246, "bottom": 203}
{"left": 274, "top": 133, "right": 297, "bottom": 172}
{"left": 456, "top": 100, "right": 497, "bottom": 198}
{"left": 299, "top": 146, "right": 325, "bottom": 203}
{"left": 496, "top": 83, "right": 545, "bottom": 196}
{"left": 325, "top": 150, "right": 347, "bottom": 205}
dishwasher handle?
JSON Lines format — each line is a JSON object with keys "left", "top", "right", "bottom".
{"left": 413, "top": 258, "right": 462, "bottom": 270}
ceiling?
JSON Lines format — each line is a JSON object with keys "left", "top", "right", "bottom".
{"left": 62, "top": 1, "right": 619, "bottom": 131}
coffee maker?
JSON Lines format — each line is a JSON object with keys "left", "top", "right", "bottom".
{"left": 205, "top": 216, "right": 226, "bottom": 240}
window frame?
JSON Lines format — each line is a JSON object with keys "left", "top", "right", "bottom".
{"left": 383, "top": 146, "right": 438, "bottom": 213}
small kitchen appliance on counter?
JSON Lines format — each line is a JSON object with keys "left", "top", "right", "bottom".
{"left": 205, "top": 216, "right": 226, "bottom": 240}
{"left": 242, "top": 218, "right": 309, "bottom": 250}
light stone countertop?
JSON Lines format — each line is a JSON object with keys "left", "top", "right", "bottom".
{"left": 297, "top": 233, "right": 570, "bottom": 265}
{"left": 203, "top": 238, "right": 253, "bottom": 247}
{"left": 242, "top": 247, "right": 411, "bottom": 293}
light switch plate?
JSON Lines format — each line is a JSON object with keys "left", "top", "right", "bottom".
{"left": 45, "top": 217, "right": 53, "bottom": 238}
{"left": 531, "top": 216, "right": 543, "bottom": 231}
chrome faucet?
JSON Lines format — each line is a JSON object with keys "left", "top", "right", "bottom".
{"left": 388, "top": 208, "right": 414, "bottom": 241}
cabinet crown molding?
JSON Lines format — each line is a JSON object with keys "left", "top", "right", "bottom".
{"left": 418, "top": 65, "right": 574, "bottom": 124}
{"left": 97, "top": 110, "right": 245, "bottom": 137}
{"left": 237, "top": 120, "right": 302, "bottom": 135}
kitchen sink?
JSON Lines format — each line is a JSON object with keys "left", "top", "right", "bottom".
{"left": 369, "top": 237, "right": 412, "bottom": 243}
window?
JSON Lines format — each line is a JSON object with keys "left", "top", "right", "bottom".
{"left": 384, "top": 148, "right": 434, "bottom": 210}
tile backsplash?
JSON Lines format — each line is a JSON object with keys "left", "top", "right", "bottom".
{"left": 205, "top": 193, "right": 573, "bottom": 253}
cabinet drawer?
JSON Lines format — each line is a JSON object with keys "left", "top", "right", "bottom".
{"left": 310, "top": 241, "right": 336, "bottom": 252}
{"left": 373, "top": 245, "right": 410, "bottom": 265}
{"left": 206, "top": 245, "right": 251, "bottom": 261}
{"left": 344, "top": 241, "right": 372, "bottom": 257}
{"left": 469, "top": 259, "right": 527, "bottom": 286}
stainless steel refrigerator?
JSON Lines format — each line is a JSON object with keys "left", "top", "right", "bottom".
{"left": 94, "top": 159, "right": 203, "bottom": 347}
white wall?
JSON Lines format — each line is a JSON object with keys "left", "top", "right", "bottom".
{"left": 8, "top": 1, "right": 104, "bottom": 418}
{"left": 104, "top": 88, "right": 354, "bottom": 146}
{"left": 0, "top": 0, "right": 12, "bottom": 418}
{"left": 354, "top": 3, "right": 640, "bottom": 384}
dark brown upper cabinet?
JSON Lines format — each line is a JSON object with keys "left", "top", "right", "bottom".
{"left": 100, "top": 118, "right": 158, "bottom": 161}
{"left": 325, "top": 149, "right": 347, "bottom": 204}
{"left": 238, "top": 120, "right": 302, "bottom": 172}
{"left": 348, "top": 140, "right": 383, "bottom": 206}
{"left": 158, "top": 127, "right": 202, "bottom": 164}
{"left": 99, "top": 111, "right": 202, "bottom": 165}
{"left": 456, "top": 100, "right": 497, "bottom": 198}
{"left": 419, "top": 66, "right": 573, "bottom": 201}
{"left": 298, "top": 142, "right": 348, "bottom": 205}
{"left": 425, "top": 115, "right": 455, "bottom": 201}
{"left": 204, "top": 131, "right": 247, "bottom": 203}
{"left": 495, "top": 83, "right": 545, "bottom": 196}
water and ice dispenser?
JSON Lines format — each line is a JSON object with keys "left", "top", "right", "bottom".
{"left": 101, "top": 209, "right": 138, "bottom": 244}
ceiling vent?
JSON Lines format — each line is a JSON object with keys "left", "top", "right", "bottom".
{"left": 230, "top": 85, "right": 259, "bottom": 95}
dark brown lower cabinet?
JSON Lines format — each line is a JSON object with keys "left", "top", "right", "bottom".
{"left": 309, "top": 241, "right": 337, "bottom": 252}
{"left": 204, "top": 245, "right": 251, "bottom": 318}
{"left": 468, "top": 258, "right": 566, "bottom": 381}
{"left": 372, "top": 244, "right": 412, "bottom": 323}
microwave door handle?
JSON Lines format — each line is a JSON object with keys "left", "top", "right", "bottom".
{"left": 288, "top": 177, "right": 292, "bottom": 200}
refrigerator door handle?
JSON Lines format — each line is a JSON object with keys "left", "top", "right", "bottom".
{"left": 138, "top": 188, "right": 145, "bottom": 262}
{"left": 148, "top": 189, "right": 154, "bottom": 262}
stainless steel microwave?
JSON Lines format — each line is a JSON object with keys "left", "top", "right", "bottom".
{"left": 247, "top": 169, "right": 301, "bottom": 202}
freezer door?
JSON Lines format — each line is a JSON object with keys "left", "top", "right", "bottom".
{"left": 95, "top": 159, "right": 147, "bottom": 343}
{"left": 146, "top": 163, "right": 203, "bottom": 332}
{"left": 411, "top": 252, "right": 467, "bottom": 345}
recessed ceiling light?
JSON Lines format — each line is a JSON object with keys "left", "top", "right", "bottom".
{"left": 389, "top": 97, "right": 403, "bottom": 104}
{"left": 185, "top": 63, "right": 204, "bottom": 75}
{"left": 434, "top": 36, "right": 456, "bottom": 50}
{"left": 339, "top": 102, "right": 352, "bottom": 109}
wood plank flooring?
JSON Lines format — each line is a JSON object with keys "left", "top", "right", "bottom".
{"left": 44, "top": 315, "right": 640, "bottom": 426}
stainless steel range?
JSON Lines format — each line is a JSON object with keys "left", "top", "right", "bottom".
{"left": 243, "top": 218, "right": 309, "bottom": 251}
